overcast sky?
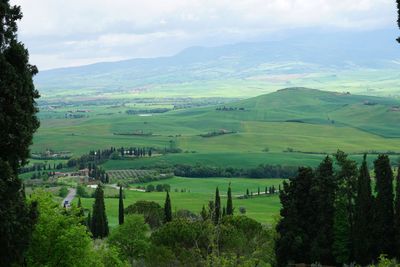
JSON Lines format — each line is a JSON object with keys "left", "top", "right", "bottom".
{"left": 11, "top": 0, "right": 397, "bottom": 70}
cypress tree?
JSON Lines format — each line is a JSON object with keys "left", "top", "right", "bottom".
{"left": 374, "top": 154, "right": 395, "bottom": 257}
{"left": 332, "top": 150, "right": 358, "bottom": 264}
{"left": 395, "top": 162, "right": 400, "bottom": 258}
{"left": 118, "top": 186, "right": 124, "bottom": 225}
{"left": 226, "top": 185, "right": 233, "bottom": 215}
{"left": 91, "top": 184, "right": 109, "bottom": 238}
{"left": 309, "top": 156, "right": 336, "bottom": 265}
{"left": 164, "top": 191, "right": 172, "bottom": 223}
{"left": 353, "top": 155, "right": 374, "bottom": 265}
{"left": 87, "top": 211, "right": 91, "bottom": 231}
{"left": 77, "top": 197, "right": 85, "bottom": 218}
{"left": 200, "top": 205, "right": 208, "bottom": 221}
{"left": 214, "top": 187, "right": 221, "bottom": 225}
{"left": 275, "top": 167, "right": 315, "bottom": 266}
{"left": 222, "top": 206, "right": 226, "bottom": 217}
{"left": 0, "top": 1, "right": 40, "bottom": 264}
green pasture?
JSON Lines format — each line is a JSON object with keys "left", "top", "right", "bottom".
{"left": 32, "top": 88, "right": 400, "bottom": 170}
{"left": 76, "top": 177, "right": 284, "bottom": 227}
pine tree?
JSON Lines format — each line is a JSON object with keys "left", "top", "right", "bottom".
{"left": 226, "top": 185, "right": 233, "bottom": 215}
{"left": 395, "top": 162, "right": 400, "bottom": 258}
{"left": 91, "top": 184, "right": 109, "bottom": 238}
{"left": 374, "top": 154, "right": 395, "bottom": 257}
{"left": 0, "top": 1, "right": 40, "bottom": 264}
{"left": 164, "top": 191, "right": 172, "bottom": 223}
{"left": 353, "top": 155, "right": 374, "bottom": 265}
{"left": 118, "top": 186, "right": 124, "bottom": 225}
{"left": 214, "top": 187, "right": 221, "bottom": 225}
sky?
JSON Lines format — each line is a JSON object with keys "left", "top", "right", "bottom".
{"left": 11, "top": 0, "right": 397, "bottom": 70}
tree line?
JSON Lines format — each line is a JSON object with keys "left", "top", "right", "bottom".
{"left": 173, "top": 163, "right": 298, "bottom": 178}
{"left": 276, "top": 150, "right": 400, "bottom": 266}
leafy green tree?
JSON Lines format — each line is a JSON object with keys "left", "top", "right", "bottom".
{"left": 226, "top": 185, "right": 233, "bottom": 215}
{"left": 374, "top": 154, "right": 395, "bottom": 257}
{"left": 353, "top": 154, "right": 375, "bottom": 265}
{"left": 125, "top": 200, "right": 163, "bottom": 229}
{"left": 164, "top": 191, "right": 172, "bottom": 223}
{"left": 108, "top": 215, "right": 150, "bottom": 263}
{"left": 91, "top": 184, "right": 109, "bottom": 238}
{"left": 394, "top": 162, "right": 400, "bottom": 258}
{"left": 76, "top": 184, "right": 89, "bottom": 197}
{"left": 0, "top": 1, "right": 39, "bottom": 265}
{"left": 26, "top": 191, "right": 99, "bottom": 267}
{"left": 309, "top": 156, "right": 336, "bottom": 265}
{"left": 59, "top": 186, "right": 68, "bottom": 198}
{"left": 149, "top": 218, "right": 213, "bottom": 266}
{"left": 214, "top": 187, "right": 221, "bottom": 224}
{"left": 118, "top": 186, "right": 124, "bottom": 225}
{"left": 275, "top": 167, "right": 314, "bottom": 266}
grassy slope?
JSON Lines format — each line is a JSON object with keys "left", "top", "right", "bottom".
{"left": 77, "top": 177, "right": 284, "bottom": 227}
{"left": 33, "top": 88, "right": 400, "bottom": 170}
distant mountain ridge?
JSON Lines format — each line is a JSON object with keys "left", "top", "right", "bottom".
{"left": 35, "top": 30, "right": 400, "bottom": 98}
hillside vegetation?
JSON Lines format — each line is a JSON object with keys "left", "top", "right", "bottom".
{"left": 32, "top": 88, "right": 400, "bottom": 170}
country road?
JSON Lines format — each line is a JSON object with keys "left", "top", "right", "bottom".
{"left": 61, "top": 188, "right": 76, "bottom": 207}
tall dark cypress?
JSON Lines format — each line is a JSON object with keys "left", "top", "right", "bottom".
{"left": 374, "top": 154, "right": 395, "bottom": 257}
{"left": 275, "top": 167, "right": 315, "bottom": 267}
{"left": 0, "top": 1, "right": 40, "bottom": 265}
{"left": 332, "top": 150, "right": 358, "bottom": 264}
{"left": 77, "top": 197, "right": 85, "bottom": 218}
{"left": 226, "top": 185, "right": 233, "bottom": 215}
{"left": 91, "top": 184, "right": 109, "bottom": 238}
{"left": 214, "top": 187, "right": 221, "bottom": 225}
{"left": 164, "top": 191, "right": 172, "bottom": 223}
{"left": 395, "top": 162, "right": 400, "bottom": 258}
{"left": 309, "top": 156, "right": 336, "bottom": 265}
{"left": 397, "top": 0, "right": 400, "bottom": 42}
{"left": 353, "top": 155, "right": 374, "bottom": 265}
{"left": 118, "top": 186, "right": 124, "bottom": 225}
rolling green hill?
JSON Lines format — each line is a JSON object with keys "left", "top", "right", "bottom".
{"left": 32, "top": 88, "right": 400, "bottom": 169}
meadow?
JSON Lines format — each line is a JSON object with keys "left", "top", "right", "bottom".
{"left": 76, "top": 177, "right": 284, "bottom": 227}
{"left": 32, "top": 88, "right": 400, "bottom": 171}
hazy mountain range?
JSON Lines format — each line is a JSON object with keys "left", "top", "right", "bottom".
{"left": 35, "top": 30, "right": 400, "bottom": 99}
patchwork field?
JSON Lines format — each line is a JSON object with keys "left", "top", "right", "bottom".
{"left": 32, "top": 88, "right": 400, "bottom": 171}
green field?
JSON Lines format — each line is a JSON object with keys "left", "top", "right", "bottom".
{"left": 32, "top": 88, "right": 400, "bottom": 170}
{"left": 76, "top": 177, "right": 284, "bottom": 227}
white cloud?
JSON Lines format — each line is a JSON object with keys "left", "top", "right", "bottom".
{"left": 10, "top": 0, "right": 397, "bottom": 69}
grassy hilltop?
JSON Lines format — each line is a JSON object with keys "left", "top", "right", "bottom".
{"left": 32, "top": 87, "right": 400, "bottom": 169}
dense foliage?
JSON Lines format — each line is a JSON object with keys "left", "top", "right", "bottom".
{"left": 0, "top": 1, "right": 39, "bottom": 265}
{"left": 276, "top": 151, "right": 400, "bottom": 266}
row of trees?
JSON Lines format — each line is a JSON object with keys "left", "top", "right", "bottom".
{"left": 276, "top": 151, "right": 400, "bottom": 266}
{"left": 173, "top": 163, "right": 297, "bottom": 178}
{"left": 83, "top": 183, "right": 274, "bottom": 266}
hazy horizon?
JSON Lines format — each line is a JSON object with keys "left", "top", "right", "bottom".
{"left": 11, "top": 0, "right": 397, "bottom": 70}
